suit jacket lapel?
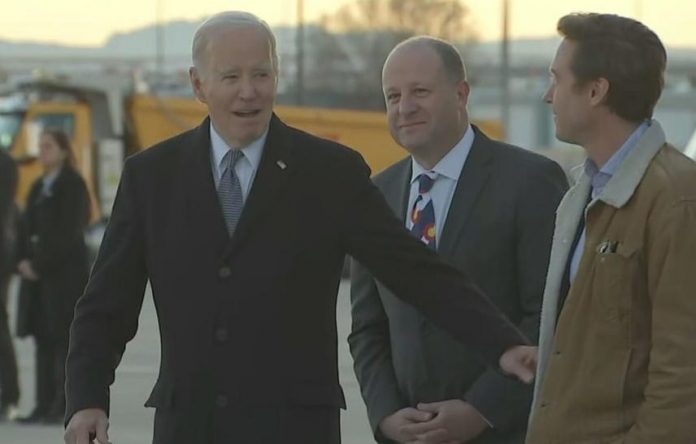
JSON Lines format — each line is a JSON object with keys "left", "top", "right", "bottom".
{"left": 438, "top": 127, "right": 494, "bottom": 258}
{"left": 222, "top": 114, "right": 294, "bottom": 258}
{"left": 381, "top": 158, "right": 412, "bottom": 223}
{"left": 183, "top": 117, "right": 230, "bottom": 245}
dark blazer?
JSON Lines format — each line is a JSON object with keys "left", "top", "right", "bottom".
{"left": 66, "top": 116, "right": 528, "bottom": 444}
{"left": 16, "top": 166, "right": 90, "bottom": 340}
{"left": 349, "top": 127, "right": 568, "bottom": 443}
{"left": 0, "top": 150, "right": 18, "bottom": 277}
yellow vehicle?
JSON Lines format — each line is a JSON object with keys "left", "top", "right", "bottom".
{"left": 0, "top": 78, "right": 503, "bottom": 221}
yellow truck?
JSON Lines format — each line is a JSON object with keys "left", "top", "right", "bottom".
{"left": 0, "top": 77, "right": 503, "bottom": 221}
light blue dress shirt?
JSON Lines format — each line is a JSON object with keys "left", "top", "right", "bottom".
{"left": 569, "top": 120, "right": 651, "bottom": 282}
{"left": 209, "top": 122, "right": 267, "bottom": 203}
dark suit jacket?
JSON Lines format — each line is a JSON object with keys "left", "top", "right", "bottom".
{"left": 66, "top": 116, "right": 528, "bottom": 444}
{"left": 349, "top": 127, "right": 568, "bottom": 444}
{"left": 16, "top": 166, "right": 90, "bottom": 340}
{"left": 0, "top": 150, "right": 18, "bottom": 277}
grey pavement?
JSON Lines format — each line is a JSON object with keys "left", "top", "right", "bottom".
{"left": 0, "top": 278, "right": 373, "bottom": 444}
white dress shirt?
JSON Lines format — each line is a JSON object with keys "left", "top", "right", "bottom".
{"left": 209, "top": 122, "right": 267, "bottom": 202}
{"left": 406, "top": 125, "right": 475, "bottom": 247}
{"left": 41, "top": 168, "right": 61, "bottom": 196}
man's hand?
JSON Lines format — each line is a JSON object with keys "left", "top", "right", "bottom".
{"left": 64, "top": 408, "right": 109, "bottom": 444}
{"left": 18, "top": 259, "right": 38, "bottom": 281}
{"left": 379, "top": 407, "right": 434, "bottom": 443}
{"left": 398, "top": 399, "right": 489, "bottom": 444}
{"left": 499, "top": 345, "right": 537, "bottom": 384}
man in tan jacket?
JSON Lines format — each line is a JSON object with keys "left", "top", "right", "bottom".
{"left": 527, "top": 13, "right": 696, "bottom": 444}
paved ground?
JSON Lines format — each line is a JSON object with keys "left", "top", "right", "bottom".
{"left": 0, "top": 277, "right": 373, "bottom": 444}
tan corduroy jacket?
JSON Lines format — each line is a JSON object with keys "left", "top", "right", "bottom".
{"left": 527, "top": 121, "right": 696, "bottom": 444}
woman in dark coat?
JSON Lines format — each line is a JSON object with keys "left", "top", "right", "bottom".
{"left": 15, "top": 128, "right": 90, "bottom": 424}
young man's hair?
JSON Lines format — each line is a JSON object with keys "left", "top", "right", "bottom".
{"left": 558, "top": 13, "right": 666, "bottom": 122}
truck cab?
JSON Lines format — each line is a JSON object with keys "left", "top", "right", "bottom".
{"left": 0, "top": 79, "right": 127, "bottom": 221}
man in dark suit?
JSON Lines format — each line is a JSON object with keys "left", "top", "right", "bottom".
{"left": 349, "top": 37, "right": 568, "bottom": 444}
{"left": 0, "top": 148, "right": 20, "bottom": 421}
{"left": 64, "top": 12, "right": 538, "bottom": 444}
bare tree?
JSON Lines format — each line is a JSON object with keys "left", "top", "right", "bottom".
{"left": 330, "top": 0, "right": 475, "bottom": 41}
{"left": 302, "top": 0, "right": 477, "bottom": 109}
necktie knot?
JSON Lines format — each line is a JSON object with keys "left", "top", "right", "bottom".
{"left": 417, "top": 173, "right": 436, "bottom": 194}
{"left": 222, "top": 149, "right": 244, "bottom": 172}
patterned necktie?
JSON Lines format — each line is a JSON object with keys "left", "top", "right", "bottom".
{"left": 410, "top": 173, "right": 437, "bottom": 249}
{"left": 218, "top": 149, "right": 245, "bottom": 236}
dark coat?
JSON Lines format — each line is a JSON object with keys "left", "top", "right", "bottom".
{"left": 0, "top": 150, "right": 18, "bottom": 278}
{"left": 349, "top": 127, "right": 568, "bottom": 443}
{"left": 16, "top": 166, "right": 90, "bottom": 341}
{"left": 66, "top": 115, "right": 528, "bottom": 444}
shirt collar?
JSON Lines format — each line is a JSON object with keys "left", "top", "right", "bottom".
{"left": 584, "top": 120, "right": 651, "bottom": 194}
{"left": 210, "top": 121, "right": 267, "bottom": 172}
{"left": 410, "top": 124, "right": 475, "bottom": 184}
{"left": 42, "top": 168, "right": 61, "bottom": 188}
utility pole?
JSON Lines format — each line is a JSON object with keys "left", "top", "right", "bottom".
{"left": 635, "top": 0, "right": 644, "bottom": 20}
{"left": 296, "top": 0, "right": 305, "bottom": 105}
{"left": 156, "top": 0, "right": 165, "bottom": 75}
{"left": 500, "top": 0, "right": 511, "bottom": 141}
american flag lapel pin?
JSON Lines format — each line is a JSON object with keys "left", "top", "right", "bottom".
{"left": 276, "top": 160, "right": 287, "bottom": 170}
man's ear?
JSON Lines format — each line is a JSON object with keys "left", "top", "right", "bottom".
{"left": 189, "top": 67, "right": 207, "bottom": 104}
{"left": 589, "top": 77, "right": 610, "bottom": 107}
{"left": 456, "top": 80, "right": 471, "bottom": 107}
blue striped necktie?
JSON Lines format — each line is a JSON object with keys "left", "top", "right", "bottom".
{"left": 410, "top": 173, "right": 437, "bottom": 249}
{"left": 218, "top": 149, "right": 245, "bottom": 236}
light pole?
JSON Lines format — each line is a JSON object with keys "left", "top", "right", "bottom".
{"left": 156, "top": 0, "right": 165, "bottom": 75}
{"left": 500, "top": 0, "right": 511, "bottom": 141}
{"left": 635, "top": 0, "right": 644, "bottom": 20}
{"left": 296, "top": 0, "right": 305, "bottom": 105}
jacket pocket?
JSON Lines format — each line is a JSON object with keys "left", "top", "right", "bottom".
{"left": 592, "top": 243, "right": 639, "bottom": 321}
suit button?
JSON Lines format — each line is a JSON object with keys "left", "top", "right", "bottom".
{"left": 215, "top": 394, "right": 228, "bottom": 408}
{"left": 214, "top": 327, "right": 229, "bottom": 343}
{"left": 218, "top": 266, "right": 231, "bottom": 279}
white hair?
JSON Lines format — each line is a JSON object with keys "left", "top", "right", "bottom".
{"left": 191, "top": 11, "right": 279, "bottom": 73}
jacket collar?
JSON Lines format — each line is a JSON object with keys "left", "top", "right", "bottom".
{"left": 182, "top": 113, "right": 294, "bottom": 257}
{"left": 594, "top": 120, "right": 666, "bottom": 208}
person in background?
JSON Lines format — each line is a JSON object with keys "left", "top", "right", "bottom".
{"left": 349, "top": 36, "right": 567, "bottom": 444}
{"left": 15, "top": 128, "right": 90, "bottom": 424}
{"left": 0, "top": 147, "right": 20, "bottom": 421}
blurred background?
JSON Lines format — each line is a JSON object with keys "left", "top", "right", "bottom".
{"left": 1, "top": 1, "right": 695, "bottom": 443}
{"left": 2, "top": 1, "right": 696, "bottom": 176}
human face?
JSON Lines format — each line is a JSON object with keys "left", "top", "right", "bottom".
{"left": 38, "top": 133, "right": 68, "bottom": 172}
{"left": 543, "top": 39, "right": 595, "bottom": 145}
{"left": 190, "top": 25, "right": 277, "bottom": 148}
{"left": 382, "top": 45, "right": 469, "bottom": 160}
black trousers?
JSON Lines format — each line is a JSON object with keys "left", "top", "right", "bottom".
{"left": 0, "top": 277, "right": 19, "bottom": 408}
{"left": 33, "top": 335, "right": 68, "bottom": 415}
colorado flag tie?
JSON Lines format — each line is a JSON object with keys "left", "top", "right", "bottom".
{"left": 410, "top": 173, "right": 437, "bottom": 249}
